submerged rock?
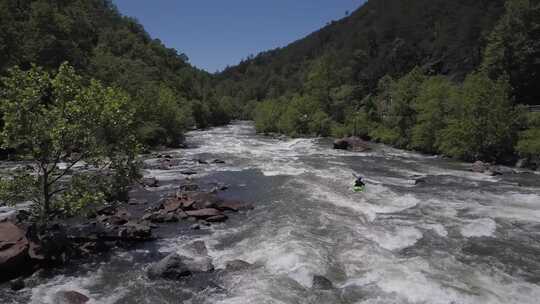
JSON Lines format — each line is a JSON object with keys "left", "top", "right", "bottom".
{"left": 225, "top": 260, "right": 252, "bottom": 272}
{"left": 10, "top": 278, "right": 25, "bottom": 291}
{"left": 179, "top": 184, "right": 200, "bottom": 192}
{"left": 185, "top": 208, "right": 222, "bottom": 219}
{"left": 312, "top": 275, "right": 334, "bottom": 290}
{"left": 206, "top": 215, "right": 228, "bottom": 223}
{"left": 186, "top": 240, "right": 208, "bottom": 256}
{"left": 54, "top": 290, "right": 90, "bottom": 304}
{"left": 147, "top": 253, "right": 214, "bottom": 280}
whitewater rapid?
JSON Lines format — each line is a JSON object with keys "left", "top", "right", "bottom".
{"left": 5, "top": 121, "right": 540, "bottom": 304}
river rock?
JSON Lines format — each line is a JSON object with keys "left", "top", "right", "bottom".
{"left": 95, "top": 205, "right": 117, "bottom": 216}
{"left": 471, "top": 161, "right": 491, "bottom": 173}
{"left": 190, "top": 193, "right": 220, "bottom": 210}
{"left": 117, "top": 222, "right": 152, "bottom": 241}
{"left": 147, "top": 253, "right": 214, "bottom": 280}
{"left": 312, "top": 275, "right": 334, "bottom": 290}
{"left": 333, "top": 137, "right": 371, "bottom": 152}
{"left": 216, "top": 200, "right": 254, "bottom": 212}
{"left": 185, "top": 209, "right": 222, "bottom": 219}
{"left": 105, "top": 208, "right": 131, "bottom": 226}
{"left": 66, "top": 222, "right": 108, "bottom": 242}
{"left": 0, "top": 222, "right": 31, "bottom": 282}
{"left": 162, "top": 199, "right": 183, "bottom": 213}
{"left": 179, "top": 184, "right": 200, "bottom": 192}
{"left": 55, "top": 290, "right": 90, "bottom": 304}
{"left": 142, "top": 177, "right": 159, "bottom": 188}
{"left": 206, "top": 215, "right": 228, "bottom": 223}
{"left": 186, "top": 240, "right": 208, "bottom": 256}
{"left": 10, "top": 278, "right": 25, "bottom": 291}
{"left": 212, "top": 159, "right": 226, "bottom": 164}
{"left": 225, "top": 260, "right": 252, "bottom": 272}
{"left": 181, "top": 197, "right": 196, "bottom": 210}
{"left": 180, "top": 170, "right": 197, "bottom": 176}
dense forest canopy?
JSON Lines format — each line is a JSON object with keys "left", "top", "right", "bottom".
{"left": 0, "top": 0, "right": 230, "bottom": 149}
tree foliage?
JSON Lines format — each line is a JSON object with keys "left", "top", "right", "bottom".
{"left": 0, "top": 63, "right": 140, "bottom": 221}
{"left": 0, "top": 0, "right": 232, "bottom": 153}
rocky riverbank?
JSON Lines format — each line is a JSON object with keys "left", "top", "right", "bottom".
{"left": 0, "top": 153, "right": 255, "bottom": 302}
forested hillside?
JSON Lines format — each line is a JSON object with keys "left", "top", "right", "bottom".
{"left": 215, "top": 0, "right": 540, "bottom": 166}
{"left": 0, "top": 0, "right": 230, "bottom": 149}
{"left": 217, "top": 0, "right": 506, "bottom": 103}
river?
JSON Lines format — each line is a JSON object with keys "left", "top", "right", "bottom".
{"left": 3, "top": 121, "right": 540, "bottom": 304}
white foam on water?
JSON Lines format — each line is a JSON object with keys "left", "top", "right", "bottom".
{"left": 452, "top": 190, "right": 540, "bottom": 223}
{"left": 362, "top": 226, "right": 424, "bottom": 251}
{"left": 422, "top": 223, "right": 449, "bottom": 237}
{"left": 298, "top": 168, "right": 421, "bottom": 221}
{"left": 460, "top": 218, "right": 497, "bottom": 238}
{"left": 29, "top": 266, "right": 130, "bottom": 304}
{"left": 342, "top": 255, "right": 540, "bottom": 304}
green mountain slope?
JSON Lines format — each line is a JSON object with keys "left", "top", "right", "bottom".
{"left": 217, "top": 0, "right": 506, "bottom": 101}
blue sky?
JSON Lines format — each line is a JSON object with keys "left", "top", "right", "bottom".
{"left": 113, "top": 0, "right": 366, "bottom": 72}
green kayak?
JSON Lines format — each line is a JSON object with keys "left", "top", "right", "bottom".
{"left": 353, "top": 185, "right": 365, "bottom": 193}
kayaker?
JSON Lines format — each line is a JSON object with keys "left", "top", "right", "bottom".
{"left": 353, "top": 173, "right": 365, "bottom": 187}
{"left": 354, "top": 176, "right": 365, "bottom": 188}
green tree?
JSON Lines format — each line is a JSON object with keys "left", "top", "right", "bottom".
{"left": 0, "top": 63, "right": 140, "bottom": 221}
{"left": 411, "top": 76, "right": 458, "bottom": 153}
{"left": 482, "top": 0, "right": 540, "bottom": 104}
{"left": 305, "top": 54, "right": 339, "bottom": 113}
{"left": 253, "top": 100, "right": 283, "bottom": 134}
{"left": 516, "top": 112, "right": 540, "bottom": 164}
{"left": 438, "top": 73, "right": 519, "bottom": 161}
{"left": 385, "top": 67, "right": 426, "bottom": 147}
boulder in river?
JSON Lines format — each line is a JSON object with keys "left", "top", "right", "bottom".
{"left": 147, "top": 253, "right": 214, "bottom": 280}
{"left": 333, "top": 137, "right": 370, "bottom": 152}
{"left": 471, "top": 161, "right": 503, "bottom": 176}
{"left": 185, "top": 208, "right": 222, "bottom": 219}
{"left": 206, "top": 214, "right": 228, "bottom": 223}
{"left": 54, "top": 290, "right": 90, "bottom": 304}
{"left": 142, "top": 177, "right": 159, "bottom": 188}
{"left": 471, "top": 161, "right": 490, "bottom": 173}
{"left": 225, "top": 259, "right": 252, "bottom": 272}
{"left": 179, "top": 183, "right": 200, "bottom": 192}
{"left": 117, "top": 222, "right": 152, "bottom": 241}
{"left": 185, "top": 240, "right": 208, "bottom": 256}
{"left": 161, "top": 199, "right": 183, "bottom": 213}
{"left": 312, "top": 275, "right": 334, "bottom": 290}
{"left": 0, "top": 222, "right": 32, "bottom": 282}
{"left": 10, "top": 278, "right": 25, "bottom": 291}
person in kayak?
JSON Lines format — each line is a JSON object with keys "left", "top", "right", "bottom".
{"left": 354, "top": 176, "right": 365, "bottom": 188}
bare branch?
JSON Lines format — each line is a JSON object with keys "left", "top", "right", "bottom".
{"left": 49, "top": 187, "right": 68, "bottom": 198}
{"left": 47, "top": 154, "right": 85, "bottom": 187}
